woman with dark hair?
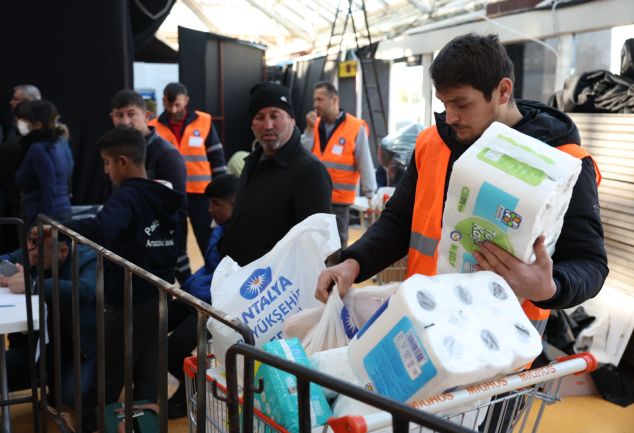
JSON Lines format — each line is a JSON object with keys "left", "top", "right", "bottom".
{"left": 15, "top": 100, "right": 73, "bottom": 226}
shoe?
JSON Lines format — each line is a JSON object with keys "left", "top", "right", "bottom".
{"left": 167, "top": 385, "right": 187, "bottom": 419}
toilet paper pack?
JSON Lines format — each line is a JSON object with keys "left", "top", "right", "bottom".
{"left": 309, "top": 346, "right": 360, "bottom": 399}
{"left": 438, "top": 122, "right": 581, "bottom": 274}
{"left": 347, "top": 272, "right": 542, "bottom": 404}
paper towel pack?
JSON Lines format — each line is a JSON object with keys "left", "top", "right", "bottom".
{"left": 347, "top": 272, "right": 542, "bottom": 403}
{"left": 438, "top": 121, "right": 581, "bottom": 274}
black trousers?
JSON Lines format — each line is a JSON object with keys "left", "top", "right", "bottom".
{"left": 167, "top": 299, "right": 198, "bottom": 384}
{"left": 187, "top": 193, "right": 211, "bottom": 256}
{"left": 82, "top": 297, "right": 159, "bottom": 432}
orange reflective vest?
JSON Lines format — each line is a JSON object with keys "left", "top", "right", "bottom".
{"left": 149, "top": 111, "right": 213, "bottom": 194}
{"left": 406, "top": 126, "right": 601, "bottom": 333}
{"left": 312, "top": 113, "right": 367, "bottom": 205}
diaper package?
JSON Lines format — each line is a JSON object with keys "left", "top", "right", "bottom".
{"left": 437, "top": 121, "right": 581, "bottom": 273}
{"left": 254, "top": 338, "right": 332, "bottom": 433}
{"left": 347, "top": 272, "right": 542, "bottom": 403}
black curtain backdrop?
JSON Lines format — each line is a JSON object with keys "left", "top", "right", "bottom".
{"left": 178, "top": 27, "right": 266, "bottom": 157}
{"left": 0, "top": 0, "right": 175, "bottom": 205}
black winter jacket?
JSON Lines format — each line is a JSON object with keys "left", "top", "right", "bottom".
{"left": 69, "top": 178, "right": 184, "bottom": 305}
{"left": 220, "top": 127, "right": 332, "bottom": 266}
{"left": 343, "top": 100, "right": 608, "bottom": 310}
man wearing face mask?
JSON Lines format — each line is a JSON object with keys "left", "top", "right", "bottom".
{"left": 218, "top": 82, "right": 332, "bottom": 266}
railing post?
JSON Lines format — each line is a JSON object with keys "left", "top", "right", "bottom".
{"left": 195, "top": 313, "right": 207, "bottom": 433}
{"left": 36, "top": 224, "right": 48, "bottom": 433}
{"left": 71, "top": 239, "right": 82, "bottom": 433}
{"left": 96, "top": 255, "right": 106, "bottom": 433}
{"left": 123, "top": 270, "right": 134, "bottom": 433}
{"left": 50, "top": 229, "right": 63, "bottom": 411}
{"left": 158, "top": 289, "right": 169, "bottom": 433}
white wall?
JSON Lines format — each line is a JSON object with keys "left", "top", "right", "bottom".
{"left": 133, "top": 62, "right": 179, "bottom": 114}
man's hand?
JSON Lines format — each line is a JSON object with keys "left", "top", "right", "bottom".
{"left": 315, "top": 258, "right": 360, "bottom": 302}
{"left": 3, "top": 263, "right": 26, "bottom": 294}
{"left": 305, "top": 111, "right": 317, "bottom": 133}
{"left": 473, "top": 236, "right": 557, "bottom": 302}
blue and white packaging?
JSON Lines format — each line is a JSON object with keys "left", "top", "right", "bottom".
{"left": 438, "top": 122, "right": 581, "bottom": 274}
{"left": 254, "top": 338, "right": 332, "bottom": 433}
{"left": 347, "top": 272, "right": 542, "bottom": 403}
{"left": 207, "top": 213, "right": 340, "bottom": 368}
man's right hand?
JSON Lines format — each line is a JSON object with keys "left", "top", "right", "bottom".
{"left": 315, "top": 258, "right": 360, "bottom": 302}
{"left": 305, "top": 110, "right": 317, "bottom": 133}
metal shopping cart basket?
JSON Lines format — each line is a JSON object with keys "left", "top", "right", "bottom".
{"left": 187, "top": 344, "right": 597, "bottom": 433}
{"left": 184, "top": 355, "right": 289, "bottom": 433}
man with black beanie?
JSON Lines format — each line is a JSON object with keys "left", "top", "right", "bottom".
{"left": 219, "top": 82, "right": 333, "bottom": 266}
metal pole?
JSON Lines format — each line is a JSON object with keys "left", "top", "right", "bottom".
{"left": 36, "top": 225, "right": 48, "bottom": 433}
{"left": 297, "top": 378, "right": 311, "bottom": 433}
{"left": 17, "top": 218, "right": 40, "bottom": 433}
{"left": 123, "top": 271, "right": 133, "bottom": 433}
{"left": 195, "top": 313, "right": 207, "bottom": 433}
{"left": 96, "top": 255, "right": 106, "bottom": 433}
{"left": 71, "top": 240, "right": 82, "bottom": 433}
{"left": 0, "top": 336, "right": 12, "bottom": 433}
{"left": 50, "top": 229, "right": 62, "bottom": 411}
{"left": 158, "top": 290, "right": 168, "bottom": 433}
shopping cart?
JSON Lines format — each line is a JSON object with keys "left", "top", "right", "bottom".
{"left": 186, "top": 345, "right": 597, "bottom": 433}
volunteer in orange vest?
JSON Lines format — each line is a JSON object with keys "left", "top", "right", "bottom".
{"left": 302, "top": 81, "right": 376, "bottom": 248}
{"left": 315, "top": 34, "right": 608, "bottom": 335}
{"left": 149, "top": 82, "right": 227, "bottom": 255}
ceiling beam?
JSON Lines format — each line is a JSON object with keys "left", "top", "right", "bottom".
{"left": 181, "top": 0, "right": 224, "bottom": 34}
{"left": 245, "top": 0, "right": 314, "bottom": 41}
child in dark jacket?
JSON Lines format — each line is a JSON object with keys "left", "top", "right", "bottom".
{"left": 167, "top": 174, "right": 239, "bottom": 419}
{"left": 69, "top": 126, "right": 183, "bottom": 432}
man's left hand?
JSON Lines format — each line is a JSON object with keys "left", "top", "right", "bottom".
{"left": 473, "top": 236, "right": 557, "bottom": 302}
{"left": 3, "top": 263, "right": 26, "bottom": 294}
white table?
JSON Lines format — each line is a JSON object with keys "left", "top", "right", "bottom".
{"left": 0, "top": 287, "right": 39, "bottom": 433}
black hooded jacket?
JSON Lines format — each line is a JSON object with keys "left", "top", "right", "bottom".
{"left": 68, "top": 178, "right": 184, "bottom": 305}
{"left": 343, "top": 100, "right": 608, "bottom": 310}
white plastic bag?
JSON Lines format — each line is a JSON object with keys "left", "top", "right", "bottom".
{"left": 284, "top": 285, "right": 352, "bottom": 355}
{"left": 207, "top": 213, "right": 340, "bottom": 366}
{"left": 343, "top": 284, "right": 398, "bottom": 328}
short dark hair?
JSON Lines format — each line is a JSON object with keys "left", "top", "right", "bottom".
{"left": 204, "top": 174, "right": 239, "bottom": 200}
{"left": 164, "top": 83, "right": 188, "bottom": 103}
{"left": 16, "top": 99, "right": 58, "bottom": 129}
{"left": 111, "top": 90, "right": 147, "bottom": 111}
{"left": 314, "top": 81, "right": 338, "bottom": 97}
{"left": 430, "top": 33, "right": 515, "bottom": 101}
{"left": 97, "top": 126, "right": 146, "bottom": 165}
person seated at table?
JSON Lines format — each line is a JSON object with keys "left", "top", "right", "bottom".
{"left": 0, "top": 230, "right": 97, "bottom": 407}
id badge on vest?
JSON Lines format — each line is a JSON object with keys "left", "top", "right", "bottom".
{"left": 189, "top": 136, "right": 204, "bottom": 147}
{"left": 332, "top": 144, "right": 344, "bottom": 155}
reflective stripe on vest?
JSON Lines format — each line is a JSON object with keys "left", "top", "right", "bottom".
{"left": 312, "top": 113, "right": 363, "bottom": 205}
{"left": 406, "top": 126, "right": 599, "bottom": 332}
{"left": 149, "top": 111, "right": 213, "bottom": 194}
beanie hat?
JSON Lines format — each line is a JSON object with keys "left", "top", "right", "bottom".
{"left": 248, "top": 82, "right": 295, "bottom": 120}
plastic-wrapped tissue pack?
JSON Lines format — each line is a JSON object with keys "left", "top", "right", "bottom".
{"left": 347, "top": 272, "right": 542, "bottom": 403}
{"left": 437, "top": 121, "right": 581, "bottom": 273}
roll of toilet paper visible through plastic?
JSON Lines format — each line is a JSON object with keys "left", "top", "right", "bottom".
{"left": 347, "top": 272, "right": 542, "bottom": 404}
{"left": 438, "top": 121, "right": 581, "bottom": 274}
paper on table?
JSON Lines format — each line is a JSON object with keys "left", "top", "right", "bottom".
{"left": 0, "top": 287, "right": 27, "bottom": 306}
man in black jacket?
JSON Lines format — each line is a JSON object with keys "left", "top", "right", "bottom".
{"left": 316, "top": 33, "right": 608, "bottom": 315}
{"left": 219, "top": 82, "right": 332, "bottom": 266}
{"left": 109, "top": 90, "right": 191, "bottom": 284}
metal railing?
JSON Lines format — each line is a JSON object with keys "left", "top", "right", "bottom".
{"left": 0, "top": 217, "right": 40, "bottom": 433}
{"left": 34, "top": 215, "right": 256, "bottom": 433}
{"left": 224, "top": 343, "right": 475, "bottom": 433}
